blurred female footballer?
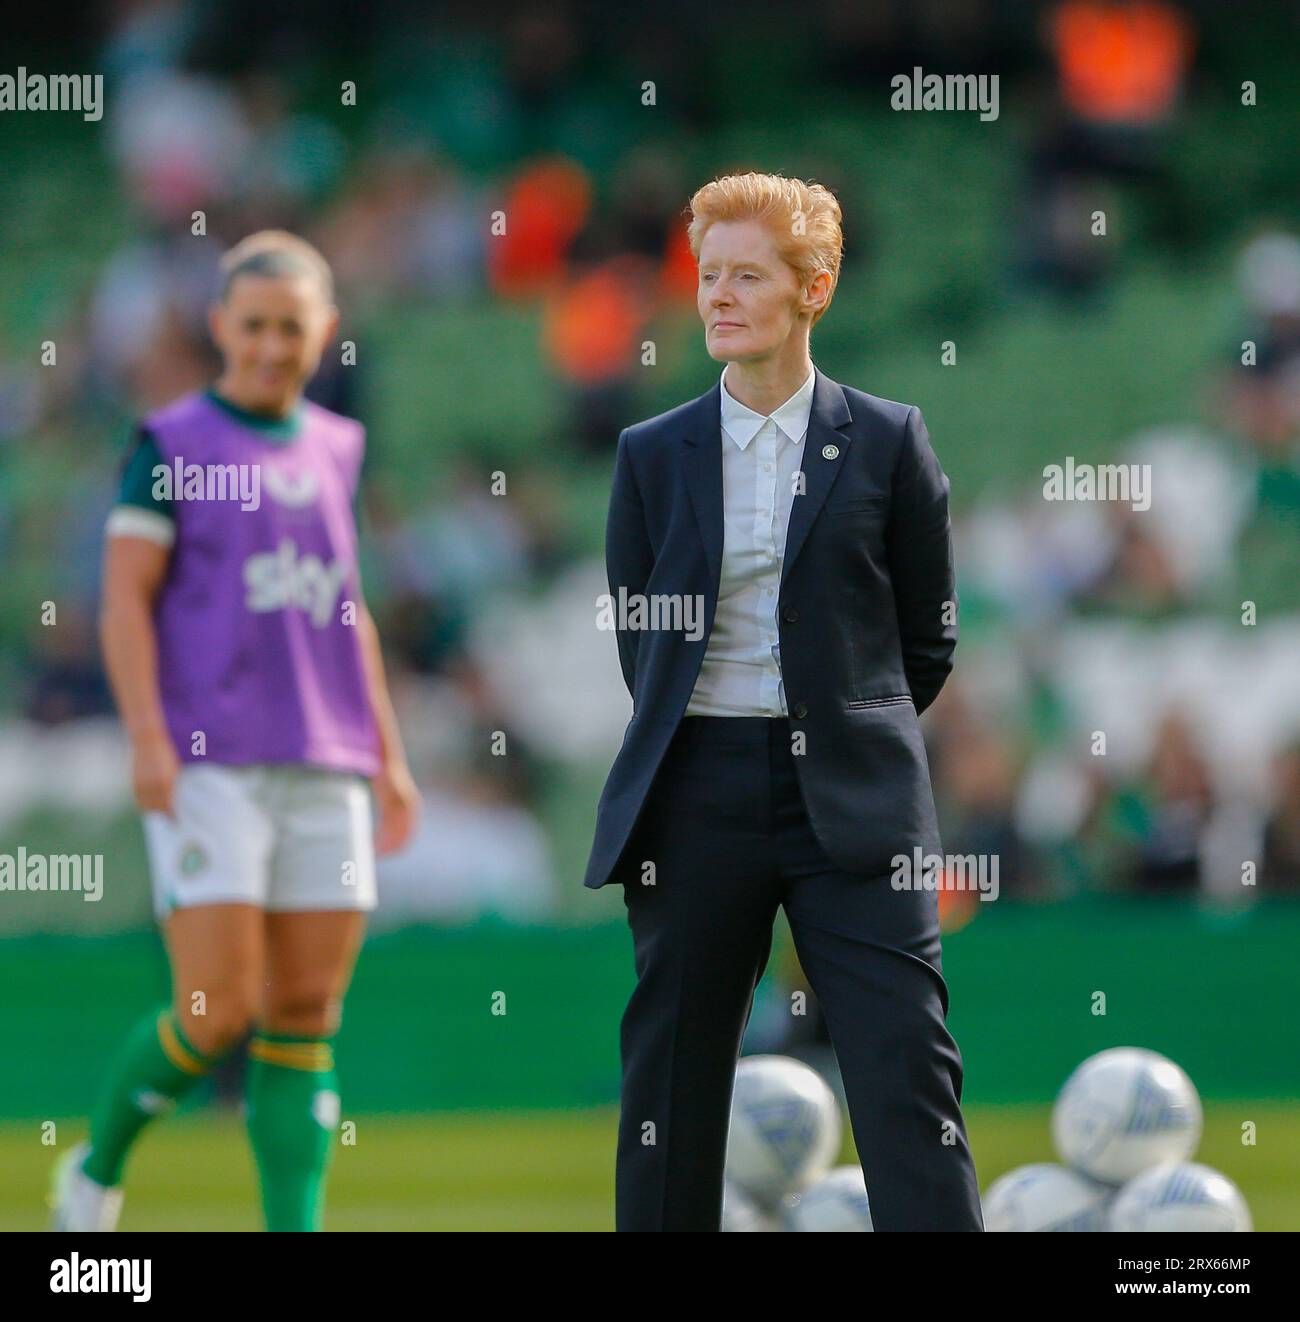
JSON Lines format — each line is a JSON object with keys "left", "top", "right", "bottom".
{"left": 51, "top": 231, "right": 419, "bottom": 1232}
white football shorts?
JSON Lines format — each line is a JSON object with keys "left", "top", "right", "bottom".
{"left": 143, "top": 763, "right": 377, "bottom": 918}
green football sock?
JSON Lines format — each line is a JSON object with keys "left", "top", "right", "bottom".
{"left": 245, "top": 1031, "right": 340, "bottom": 1232}
{"left": 82, "top": 1007, "right": 218, "bottom": 1187}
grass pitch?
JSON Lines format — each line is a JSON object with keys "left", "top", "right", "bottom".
{"left": 4, "top": 1103, "right": 1294, "bottom": 1231}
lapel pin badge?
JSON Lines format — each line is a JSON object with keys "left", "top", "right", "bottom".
{"left": 822, "top": 444, "right": 840, "bottom": 461}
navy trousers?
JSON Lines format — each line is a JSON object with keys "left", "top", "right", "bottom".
{"left": 615, "top": 715, "right": 984, "bottom": 1231}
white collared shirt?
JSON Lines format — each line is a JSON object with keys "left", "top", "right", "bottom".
{"left": 686, "top": 364, "right": 816, "bottom": 717}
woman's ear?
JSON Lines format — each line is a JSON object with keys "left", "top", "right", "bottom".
{"left": 802, "top": 269, "right": 832, "bottom": 320}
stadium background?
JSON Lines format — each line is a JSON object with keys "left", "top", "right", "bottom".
{"left": 1, "top": 0, "right": 1297, "bottom": 1229}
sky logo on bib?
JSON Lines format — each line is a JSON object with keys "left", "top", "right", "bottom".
{"left": 243, "top": 538, "right": 348, "bottom": 628}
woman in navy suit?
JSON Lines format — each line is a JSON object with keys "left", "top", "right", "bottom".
{"left": 587, "top": 173, "right": 983, "bottom": 1231}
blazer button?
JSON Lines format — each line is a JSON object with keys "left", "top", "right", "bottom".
{"left": 782, "top": 606, "right": 799, "bottom": 623}
{"left": 793, "top": 702, "right": 808, "bottom": 719}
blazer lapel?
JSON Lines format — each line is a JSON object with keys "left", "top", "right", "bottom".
{"left": 683, "top": 384, "right": 725, "bottom": 602}
{"left": 781, "top": 368, "right": 853, "bottom": 587}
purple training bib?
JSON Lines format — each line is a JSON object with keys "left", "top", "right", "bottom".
{"left": 144, "top": 391, "right": 381, "bottom": 777}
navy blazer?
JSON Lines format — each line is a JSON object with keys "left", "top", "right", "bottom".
{"left": 583, "top": 366, "right": 956, "bottom": 889}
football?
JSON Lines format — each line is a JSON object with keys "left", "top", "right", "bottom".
{"left": 786, "top": 1165, "right": 873, "bottom": 1231}
{"left": 725, "top": 1055, "right": 842, "bottom": 1207}
{"left": 982, "top": 1162, "right": 1112, "bottom": 1231}
{"left": 1110, "top": 1162, "right": 1252, "bottom": 1232}
{"left": 1052, "top": 1048, "right": 1202, "bottom": 1185}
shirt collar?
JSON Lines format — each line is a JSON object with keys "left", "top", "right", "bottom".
{"left": 205, "top": 388, "right": 302, "bottom": 442}
{"left": 719, "top": 365, "right": 816, "bottom": 450}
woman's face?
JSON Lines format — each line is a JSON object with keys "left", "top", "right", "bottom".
{"left": 697, "top": 218, "right": 812, "bottom": 364}
{"left": 209, "top": 272, "right": 337, "bottom": 414}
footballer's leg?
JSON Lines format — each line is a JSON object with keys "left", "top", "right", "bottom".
{"left": 54, "top": 765, "right": 272, "bottom": 1230}
{"left": 55, "top": 903, "right": 263, "bottom": 1229}
{"left": 166, "top": 903, "right": 266, "bottom": 1056}
{"left": 252, "top": 910, "right": 365, "bottom": 1231}
{"left": 246, "top": 765, "right": 374, "bottom": 1231}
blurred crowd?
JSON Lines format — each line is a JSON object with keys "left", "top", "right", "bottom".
{"left": 1, "top": 0, "right": 1298, "bottom": 924}
{"left": 928, "top": 224, "right": 1300, "bottom": 902}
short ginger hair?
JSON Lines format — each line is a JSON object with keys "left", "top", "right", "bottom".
{"left": 686, "top": 173, "right": 843, "bottom": 324}
{"left": 218, "top": 230, "right": 335, "bottom": 304}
